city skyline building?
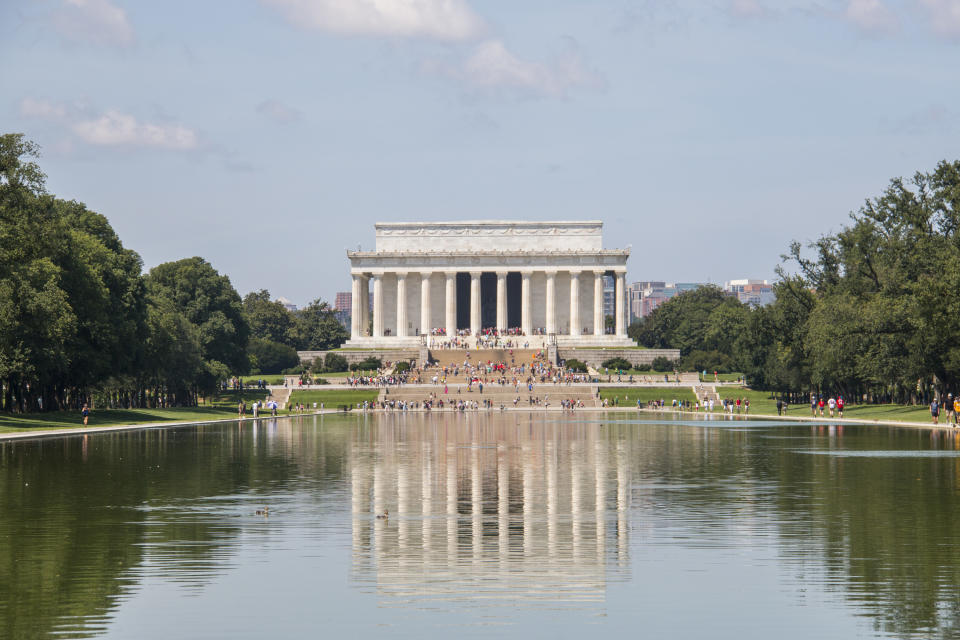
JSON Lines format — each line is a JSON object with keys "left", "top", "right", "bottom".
{"left": 724, "top": 279, "right": 775, "bottom": 307}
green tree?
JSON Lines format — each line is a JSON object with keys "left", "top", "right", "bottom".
{"left": 288, "top": 299, "right": 348, "bottom": 351}
{"left": 247, "top": 338, "right": 299, "bottom": 374}
{"left": 243, "top": 289, "right": 294, "bottom": 344}
{"left": 146, "top": 257, "right": 250, "bottom": 375}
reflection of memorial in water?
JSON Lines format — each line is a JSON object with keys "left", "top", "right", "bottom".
{"left": 350, "top": 414, "right": 632, "bottom": 607}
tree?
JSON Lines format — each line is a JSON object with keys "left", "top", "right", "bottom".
{"left": 243, "top": 289, "right": 294, "bottom": 344}
{"left": 247, "top": 338, "right": 299, "bottom": 374}
{"left": 288, "top": 299, "right": 348, "bottom": 351}
{"left": 146, "top": 258, "right": 249, "bottom": 375}
{"left": 323, "top": 353, "right": 348, "bottom": 372}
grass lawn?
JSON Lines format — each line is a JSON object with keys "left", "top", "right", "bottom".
{"left": 288, "top": 389, "right": 380, "bottom": 408}
{"left": 701, "top": 373, "right": 746, "bottom": 383}
{"left": 236, "top": 374, "right": 285, "bottom": 385}
{"left": 206, "top": 390, "right": 275, "bottom": 408}
{"left": 713, "top": 387, "right": 937, "bottom": 423}
{"left": 599, "top": 386, "right": 697, "bottom": 406}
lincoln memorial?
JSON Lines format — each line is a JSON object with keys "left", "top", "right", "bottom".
{"left": 344, "top": 220, "right": 635, "bottom": 348}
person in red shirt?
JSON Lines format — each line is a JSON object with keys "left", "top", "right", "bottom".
{"left": 818, "top": 397, "right": 825, "bottom": 416}
{"left": 837, "top": 395, "right": 845, "bottom": 418}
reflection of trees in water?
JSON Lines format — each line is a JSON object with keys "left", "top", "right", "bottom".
{"left": 0, "top": 415, "right": 352, "bottom": 639}
{"left": 768, "top": 426, "right": 960, "bottom": 639}
{"left": 2, "top": 414, "right": 960, "bottom": 638}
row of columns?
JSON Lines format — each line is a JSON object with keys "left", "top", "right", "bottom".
{"left": 351, "top": 270, "right": 627, "bottom": 339}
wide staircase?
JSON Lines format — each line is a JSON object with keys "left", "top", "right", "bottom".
{"left": 378, "top": 383, "right": 600, "bottom": 408}
{"left": 270, "top": 387, "right": 291, "bottom": 409}
{"left": 383, "top": 347, "right": 595, "bottom": 407}
{"left": 424, "top": 348, "right": 544, "bottom": 383}
{"left": 694, "top": 384, "right": 719, "bottom": 406}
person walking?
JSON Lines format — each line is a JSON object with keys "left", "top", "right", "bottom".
{"left": 954, "top": 396, "right": 960, "bottom": 427}
{"left": 776, "top": 397, "right": 783, "bottom": 416}
{"left": 931, "top": 397, "right": 940, "bottom": 425}
{"left": 827, "top": 396, "right": 836, "bottom": 418}
{"left": 810, "top": 394, "right": 817, "bottom": 416}
{"left": 81, "top": 403, "right": 90, "bottom": 426}
{"left": 837, "top": 395, "right": 845, "bottom": 418}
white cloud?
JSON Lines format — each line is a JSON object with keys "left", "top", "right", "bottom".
{"left": 20, "top": 98, "right": 198, "bottom": 150}
{"left": 917, "top": 0, "right": 960, "bottom": 37}
{"left": 20, "top": 97, "right": 69, "bottom": 121}
{"left": 256, "top": 99, "right": 302, "bottom": 124}
{"left": 262, "top": 0, "right": 484, "bottom": 40}
{"left": 53, "top": 0, "right": 134, "bottom": 47}
{"left": 72, "top": 112, "right": 198, "bottom": 149}
{"left": 845, "top": 0, "right": 898, "bottom": 32}
{"left": 458, "top": 39, "right": 603, "bottom": 97}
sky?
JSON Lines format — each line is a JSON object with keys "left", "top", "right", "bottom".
{"left": 3, "top": 0, "right": 959, "bottom": 306}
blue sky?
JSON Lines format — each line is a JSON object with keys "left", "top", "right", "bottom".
{"left": 3, "top": 0, "right": 959, "bottom": 305}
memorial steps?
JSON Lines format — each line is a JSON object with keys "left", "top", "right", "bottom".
{"left": 377, "top": 384, "right": 601, "bottom": 409}
{"left": 426, "top": 347, "right": 543, "bottom": 373}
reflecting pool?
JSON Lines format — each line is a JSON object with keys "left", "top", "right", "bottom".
{"left": 2, "top": 413, "right": 960, "bottom": 639}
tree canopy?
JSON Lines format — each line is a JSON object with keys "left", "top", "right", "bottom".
{"left": 631, "top": 160, "right": 960, "bottom": 402}
{"left": 0, "top": 134, "right": 348, "bottom": 412}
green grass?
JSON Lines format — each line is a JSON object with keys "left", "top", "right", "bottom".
{"left": 236, "top": 375, "right": 285, "bottom": 385}
{"left": 288, "top": 389, "right": 380, "bottom": 408}
{"left": 712, "top": 387, "right": 939, "bottom": 423}
{"left": 599, "top": 386, "right": 697, "bottom": 406}
{"left": 701, "top": 373, "right": 746, "bottom": 382}
{"left": 206, "top": 390, "right": 275, "bottom": 408}
{"left": 0, "top": 406, "right": 247, "bottom": 434}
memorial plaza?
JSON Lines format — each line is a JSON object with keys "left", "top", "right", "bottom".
{"left": 344, "top": 220, "right": 636, "bottom": 349}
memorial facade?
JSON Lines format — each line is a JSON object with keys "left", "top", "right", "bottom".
{"left": 344, "top": 221, "right": 634, "bottom": 348}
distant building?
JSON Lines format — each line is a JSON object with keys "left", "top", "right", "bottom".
{"left": 724, "top": 279, "right": 775, "bottom": 307}
{"left": 628, "top": 282, "right": 706, "bottom": 321}
{"left": 603, "top": 275, "right": 615, "bottom": 327}
{"left": 275, "top": 296, "right": 297, "bottom": 312}
{"left": 335, "top": 291, "right": 352, "bottom": 312}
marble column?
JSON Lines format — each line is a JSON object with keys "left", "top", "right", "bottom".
{"left": 372, "top": 274, "right": 384, "bottom": 338}
{"left": 615, "top": 271, "right": 626, "bottom": 337}
{"left": 350, "top": 274, "right": 361, "bottom": 339}
{"left": 569, "top": 271, "right": 580, "bottom": 337}
{"left": 521, "top": 272, "right": 532, "bottom": 337}
{"left": 396, "top": 272, "right": 408, "bottom": 338}
{"left": 360, "top": 275, "right": 369, "bottom": 337}
{"left": 545, "top": 271, "right": 556, "bottom": 335}
{"left": 496, "top": 271, "right": 508, "bottom": 331}
{"left": 445, "top": 272, "right": 457, "bottom": 338}
{"left": 470, "top": 271, "right": 481, "bottom": 336}
{"left": 593, "top": 270, "right": 605, "bottom": 336}
{"left": 420, "top": 273, "right": 431, "bottom": 337}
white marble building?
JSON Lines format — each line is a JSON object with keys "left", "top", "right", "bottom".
{"left": 344, "top": 221, "right": 634, "bottom": 348}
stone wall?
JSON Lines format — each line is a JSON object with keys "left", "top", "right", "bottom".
{"left": 556, "top": 348, "right": 680, "bottom": 368}
{"left": 298, "top": 349, "right": 421, "bottom": 367}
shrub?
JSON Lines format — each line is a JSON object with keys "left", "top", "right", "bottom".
{"left": 350, "top": 356, "right": 382, "bottom": 371}
{"left": 632, "top": 363, "right": 652, "bottom": 371}
{"left": 394, "top": 361, "right": 411, "bottom": 373}
{"left": 651, "top": 356, "right": 677, "bottom": 371}
{"left": 323, "top": 353, "right": 348, "bottom": 372}
{"left": 602, "top": 357, "right": 632, "bottom": 371}
{"left": 564, "top": 358, "right": 588, "bottom": 372}
{"left": 680, "top": 350, "right": 733, "bottom": 373}
{"left": 247, "top": 338, "right": 299, "bottom": 375}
